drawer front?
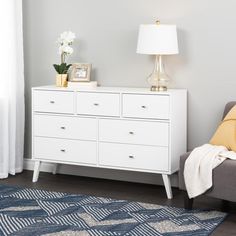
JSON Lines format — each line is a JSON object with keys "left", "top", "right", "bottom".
{"left": 34, "top": 137, "right": 96, "bottom": 165}
{"left": 99, "top": 119, "right": 168, "bottom": 146}
{"left": 34, "top": 115, "right": 97, "bottom": 141}
{"left": 99, "top": 143, "right": 169, "bottom": 172}
{"left": 33, "top": 90, "right": 74, "bottom": 114}
{"left": 122, "top": 94, "right": 169, "bottom": 119}
{"left": 77, "top": 92, "right": 120, "bottom": 117}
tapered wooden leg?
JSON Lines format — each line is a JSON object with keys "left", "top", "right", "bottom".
{"left": 184, "top": 192, "right": 194, "bottom": 210}
{"left": 52, "top": 164, "right": 58, "bottom": 175}
{"left": 162, "top": 174, "right": 173, "bottom": 199}
{"left": 32, "top": 160, "right": 41, "bottom": 182}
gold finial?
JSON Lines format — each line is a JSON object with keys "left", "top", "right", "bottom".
{"left": 156, "top": 20, "right": 160, "bottom": 25}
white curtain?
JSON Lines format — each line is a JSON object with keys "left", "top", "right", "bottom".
{"left": 0, "top": 0, "right": 24, "bottom": 178}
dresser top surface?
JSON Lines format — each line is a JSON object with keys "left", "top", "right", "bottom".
{"left": 32, "top": 85, "right": 187, "bottom": 95}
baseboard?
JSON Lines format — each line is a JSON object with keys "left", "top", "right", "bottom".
{"left": 24, "top": 158, "right": 179, "bottom": 187}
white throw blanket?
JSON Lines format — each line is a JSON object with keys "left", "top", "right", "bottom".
{"left": 184, "top": 144, "right": 236, "bottom": 198}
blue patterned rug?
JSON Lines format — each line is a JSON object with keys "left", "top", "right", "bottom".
{"left": 0, "top": 184, "right": 226, "bottom": 236}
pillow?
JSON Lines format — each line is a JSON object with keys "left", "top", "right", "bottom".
{"left": 210, "top": 105, "right": 236, "bottom": 151}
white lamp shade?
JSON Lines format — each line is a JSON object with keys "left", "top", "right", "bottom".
{"left": 137, "top": 24, "right": 179, "bottom": 55}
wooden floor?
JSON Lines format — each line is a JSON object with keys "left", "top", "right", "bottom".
{"left": 1, "top": 170, "right": 236, "bottom": 235}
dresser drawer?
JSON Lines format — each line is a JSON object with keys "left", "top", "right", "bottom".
{"left": 122, "top": 94, "right": 169, "bottom": 119}
{"left": 76, "top": 92, "right": 120, "bottom": 117}
{"left": 33, "top": 90, "right": 74, "bottom": 114}
{"left": 34, "top": 137, "right": 96, "bottom": 165}
{"left": 99, "top": 143, "right": 169, "bottom": 172}
{"left": 34, "top": 115, "right": 97, "bottom": 141}
{"left": 99, "top": 119, "right": 168, "bottom": 146}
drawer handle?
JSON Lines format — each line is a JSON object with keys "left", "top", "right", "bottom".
{"left": 50, "top": 101, "right": 55, "bottom": 104}
{"left": 60, "top": 126, "right": 66, "bottom": 130}
{"left": 129, "top": 131, "right": 134, "bottom": 135}
{"left": 93, "top": 103, "right": 99, "bottom": 106}
{"left": 141, "top": 105, "right": 146, "bottom": 109}
{"left": 129, "top": 155, "right": 134, "bottom": 159}
{"left": 60, "top": 149, "right": 66, "bottom": 152}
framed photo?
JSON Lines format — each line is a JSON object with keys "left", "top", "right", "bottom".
{"left": 70, "top": 63, "right": 92, "bottom": 82}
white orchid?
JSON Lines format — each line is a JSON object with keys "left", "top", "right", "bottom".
{"left": 58, "top": 31, "right": 76, "bottom": 45}
{"left": 58, "top": 45, "right": 74, "bottom": 55}
{"left": 56, "top": 31, "right": 76, "bottom": 64}
{"left": 53, "top": 31, "right": 76, "bottom": 75}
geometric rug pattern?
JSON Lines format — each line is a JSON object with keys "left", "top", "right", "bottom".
{"left": 0, "top": 184, "right": 227, "bottom": 235}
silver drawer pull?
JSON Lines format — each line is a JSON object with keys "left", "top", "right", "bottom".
{"left": 129, "top": 155, "right": 134, "bottom": 159}
{"left": 94, "top": 103, "right": 99, "bottom": 106}
{"left": 129, "top": 131, "right": 134, "bottom": 135}
{"left": 60, "top": 149, "right": 66, "bottom": 152}
{"left": 141, "top": 105, "right": 146, "bottom": 109}
{"left": 60, "top": 126, "right": 66, "bottom": 130}
{"left": 50, "top": 101, "right": 55, "bottom": 104}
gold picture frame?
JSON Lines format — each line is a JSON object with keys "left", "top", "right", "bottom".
{"left": 70, "top": 63, "right": 92, "bottom": 82}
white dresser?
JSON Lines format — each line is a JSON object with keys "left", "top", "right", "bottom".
{"left": 32, "top": 85, "right": 187, "bottom": 199}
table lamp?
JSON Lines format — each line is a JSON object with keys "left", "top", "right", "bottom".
{"left": 137, "top": 20, "right": 179, "bottom": 91}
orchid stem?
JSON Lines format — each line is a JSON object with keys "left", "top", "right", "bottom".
{"left": 61, "top": 53, "right": 66, "bottom": 64}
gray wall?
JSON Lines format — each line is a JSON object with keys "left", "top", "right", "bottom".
{"left": 23, "top": 0, "right": 236, "bottom": 183}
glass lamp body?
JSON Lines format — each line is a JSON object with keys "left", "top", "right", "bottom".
{"left": 147, "top": 55, "right": 169, "bottom": 91}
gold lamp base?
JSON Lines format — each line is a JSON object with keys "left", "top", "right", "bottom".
{"left": 150, "top": 86, "right": 167, "bottom": 92}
